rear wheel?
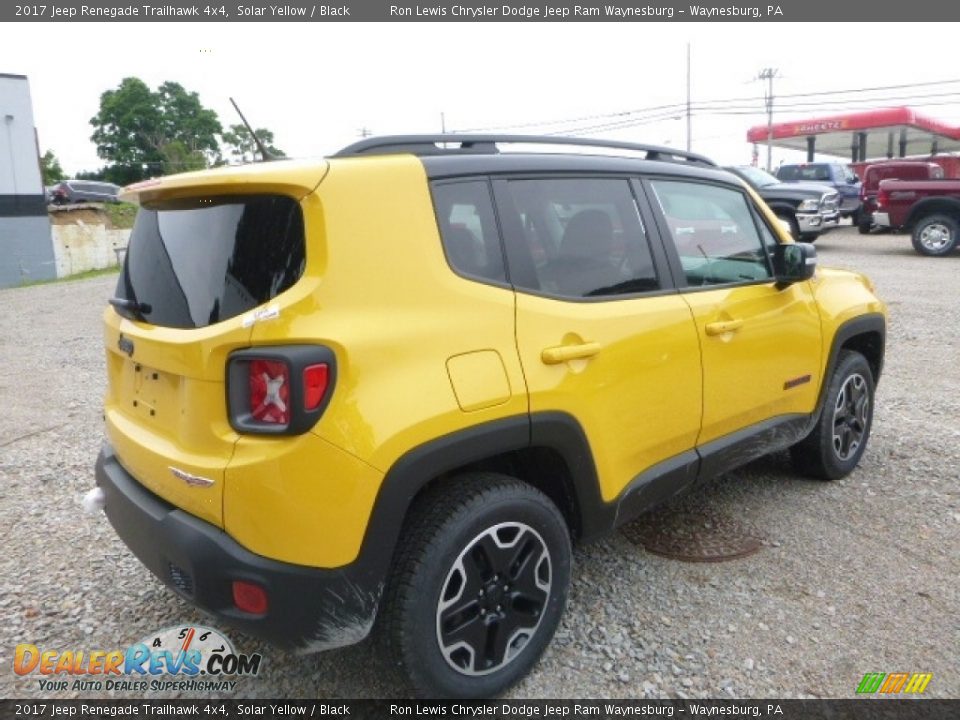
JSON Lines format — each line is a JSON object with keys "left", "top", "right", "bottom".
{"left": 379, "top": 473, "right": 571, "bottom": 698}
{"left": 790, "top": 351, "right": 875, "bottom": 481}
{"left": 911, "top": 214, "right": 959, "bottom": 256}
{"left": 857, "top": 220, "right": 871, "bottom": 235}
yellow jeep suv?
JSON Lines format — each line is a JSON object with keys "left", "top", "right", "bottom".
{"left": 93, "top": 136, "right": 886, "bottom": 698}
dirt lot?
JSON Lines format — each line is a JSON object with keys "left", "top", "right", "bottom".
{"left": 0, "top": 226, "right": 957, "bottom": 699}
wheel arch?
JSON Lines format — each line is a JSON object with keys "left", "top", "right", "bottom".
{"left": 905, "top": 199, "right": 960, "bottom": 229}
{"left": 818, "top": 314, "right": 886, "bottom": 419}
{"left": 355, "top": 413, "right": 610, "bottom": 594}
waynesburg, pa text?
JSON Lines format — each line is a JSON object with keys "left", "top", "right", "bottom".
{"left": 388, "top": 5, "right": 782, "bottom": 18}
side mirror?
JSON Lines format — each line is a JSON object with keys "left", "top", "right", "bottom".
{"left": 773, "top": 242, "right": 817, "bottom": 286}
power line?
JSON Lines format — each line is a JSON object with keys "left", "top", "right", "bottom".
{"left": 457, "top": 78, "right": 960, "bottom": 135}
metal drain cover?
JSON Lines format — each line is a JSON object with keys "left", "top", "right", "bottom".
{"left": 623, "top": 508, "right": 764, "bottom": 563}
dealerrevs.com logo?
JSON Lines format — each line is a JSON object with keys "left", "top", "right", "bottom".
{"left": 14, "top": 625, "right": 262, "bottom": 693}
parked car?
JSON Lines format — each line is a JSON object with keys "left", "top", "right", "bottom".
{"left": 873, "top": 177, "right": 960, "bottom": 255}
{"left": 776, "top": 162, "right": 862, "bottom": 223}
{"left": 90, "top": 134, "right": 886, "bottom": 698}
{"left": 858, "top": 161, "right": 943, "bottom": 234}
{"left": 724, "top": 165, "right": 839, "bottom": 242}
{"left": 49, "top": 180, "right": 121, "bottom": 205}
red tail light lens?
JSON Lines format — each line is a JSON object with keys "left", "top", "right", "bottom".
{"left": 303, "top": 364, "right": 329, "bottom": 411}
{"left": 249, "top": 359, "right": 290, "bottom": 425}
{"left": 232, "top": 580, "right": 269, "bottom": 614}
{"left": 228, "top": 346, "right": 335, "bottom": 435}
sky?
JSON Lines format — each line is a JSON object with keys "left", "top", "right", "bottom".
{"left": 2, "top": 21, "right": 959, "bottom": 175}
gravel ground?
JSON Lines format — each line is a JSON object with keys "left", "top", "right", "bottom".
{"left": 1, "top": 226, "right": 958, "bottom": 700}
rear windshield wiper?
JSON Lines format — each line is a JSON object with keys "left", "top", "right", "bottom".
{"left": 109, "top": 297, "right": 152, "bottom": 320}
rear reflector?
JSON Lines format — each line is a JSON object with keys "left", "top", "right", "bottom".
{"left": 303, "top": 364, "right": 329, "bottom": 411}
{"left": 232, "top": 580, "right": 269, "bottom": 614}
{"left": 249, "top": 359, "right": 290, "bottom": 425}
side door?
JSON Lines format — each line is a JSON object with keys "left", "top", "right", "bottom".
{"left": 493, "top": 175, "right": 703, "bottom": 505}
{"left": 644, "top": 177, "right": 822, "bottom": 461}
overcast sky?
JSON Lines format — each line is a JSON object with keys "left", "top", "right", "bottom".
{"left": 2, "top": 22, "right": 958, "bottom": 175}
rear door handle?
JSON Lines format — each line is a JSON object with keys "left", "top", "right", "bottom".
{"left": 541, "top": 342, "right": 601, "bottom": 365}
{"left": 704, "top": 319, "right": 744, "bottom": 336}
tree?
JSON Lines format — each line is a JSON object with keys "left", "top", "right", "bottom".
{"left": 89, "top": 77, "right": 222, "bottom": 182}
{"left": 221, "top": 124, "right": 286, "bottom": 164}
{"left": 39, "top": 150, "right": 65, "bottom": 185}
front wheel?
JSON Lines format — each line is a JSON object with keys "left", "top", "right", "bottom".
{"left": 790, "top": 350, "right": 875, "bottom": 481}
{"left": 379, "top": 473, "right": 571, "bottom": 698}
{"left": 911, "top": 214, "right": 959, "bottom": 256}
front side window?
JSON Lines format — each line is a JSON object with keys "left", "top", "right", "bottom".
{"left": 650, "top": 180, "right": 772, "bottom": 287}
{"left": 432, "top": 181, "right": 506, "bottom": 284}
{"left": 503, "top": 177, "right": 659, "bottom": 299}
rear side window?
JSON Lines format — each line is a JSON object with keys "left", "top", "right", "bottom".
{"left": 432, "top": 181, "right": 506, "bottom": 284}
{"left": 502, "top": 177, "right": 659, "bottom": 299}
{"left": 115, "top": 194, "right": 305, "bottom": 329}
{"left": 651, "top": 180, "right": 772, "bottom": 287}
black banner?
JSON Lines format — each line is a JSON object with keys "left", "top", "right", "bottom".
{"left": 2, "top": 700, "right": 960, "bottom": 720}
{"left": 2, "top": 0, "right": 959, "bottom": 23}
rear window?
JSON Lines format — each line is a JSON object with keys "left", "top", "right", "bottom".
{"left": 115, "top": 194, "right": 305, "bottom": 329}
{"left": 777, "top": 164, "right": 831, "bottom": 183}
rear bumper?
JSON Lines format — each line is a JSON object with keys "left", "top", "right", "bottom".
{"left": 95, "top": 444, "right": 382, "bottom": 652}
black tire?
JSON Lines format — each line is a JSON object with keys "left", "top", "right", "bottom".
{"left": 911, "top": 214, "right": 959, "bottom": 256}
{"left": 857, "top": 221, "right": 871, "bottom": 235}
{"left": 799, "top": 233, "right": 819, "bottom": 244}
{"left": 790, "top": 350, "right": 875, "bottom": 481}
{"left": 776, "top": 212, "right": 800, "bottom": 241}
{"left": 379, "top": 473, "right": 571, "bottom": 698}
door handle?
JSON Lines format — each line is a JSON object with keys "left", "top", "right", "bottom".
{"left": 704, "top": 319, "right": 744, "bottom": 336}
{"left": 541, "top": 342, "right": 601, "bottom": 365}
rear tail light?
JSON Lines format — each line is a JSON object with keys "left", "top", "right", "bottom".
{"left": 249, "top": 360, "right": 291, "bottom": 425}
{"left": 227, "top": 346, "right": 336, "bottom": 435}
{"left": 876, "top": 187, "right": 889, "bottom": 209}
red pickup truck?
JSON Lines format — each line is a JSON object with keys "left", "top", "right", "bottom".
{"left": 873, "top": 179, "right": 960, "bottom": 256}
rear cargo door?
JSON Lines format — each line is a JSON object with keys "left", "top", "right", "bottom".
{"left": 103, "top": 194, "right": 307, "bottom": 528}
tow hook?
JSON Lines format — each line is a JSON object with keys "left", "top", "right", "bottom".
{"left": 82, "top": 487, "right": 106, "bottom": 514}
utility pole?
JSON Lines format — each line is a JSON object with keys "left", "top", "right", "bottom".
{"left": 757, "top": 67, "right": 778, "bottom": 172}
{"left": 685, "top": 43, "right": 692, "bottom": 152}
{"left": 358, "top": 127, "right": 372, "bottom": 138}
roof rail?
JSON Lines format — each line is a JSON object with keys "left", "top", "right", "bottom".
{"left": 332, "top": 134, "right": 717, "bottom": 167}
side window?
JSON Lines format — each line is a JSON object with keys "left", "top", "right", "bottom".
{"left": 431, "top": 181, "right": 506, "bottom": 284}
{"left": 650, "top": 180, "right": 772, "bottom": 287}
{"left": 502, "top": 178, "right": 659, "bottom": 299}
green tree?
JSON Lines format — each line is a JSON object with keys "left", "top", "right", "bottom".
{"left": 39, "top": 150, "right": 65, "bottom": 185}
{"left": 159, "top": 140, "right": 207, "bottom": 175}
{"left": 221, "top": 123, "right": 286, "bottom": 164}
{"left": 89, "top": 77, "right": 222, "bottom": 181}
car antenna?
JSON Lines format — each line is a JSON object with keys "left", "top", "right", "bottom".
{"left": 229, "top": 97, "right": 274, "bottom": 162}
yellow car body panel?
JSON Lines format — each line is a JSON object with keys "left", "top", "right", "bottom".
{"left": 682, "top": 280, "right": 823, "bottom": 445}
{"left": 515, "top": 292, "right": 702, "bottom": 503}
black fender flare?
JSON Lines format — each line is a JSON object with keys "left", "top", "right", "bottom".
{"left": 814, "top": 313, "right": 886, "bottom": 425}
{"left": 351, "top": 412, "right": 609, "bottom": 592}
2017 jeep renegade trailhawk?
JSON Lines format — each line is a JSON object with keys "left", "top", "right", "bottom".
{"left": 91, "top": 135, "right": 886, "bottom": 698}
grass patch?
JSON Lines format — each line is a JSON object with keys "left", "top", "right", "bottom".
{"left": 17, "top": 266, "right": 120, "bottom": 288}
{"left": 104, "top": 202, "right": 138, "bottom": 229}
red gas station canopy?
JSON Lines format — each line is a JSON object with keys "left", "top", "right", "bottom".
{"left": 746, "top": 107, "right": 960, "bottom": 160}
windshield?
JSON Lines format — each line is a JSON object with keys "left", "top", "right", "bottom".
{"left": 115, "top": 194, "right": 305, "bottom": 329}
{"left": 733, "top": 166, "right": 778, "bottom": 187}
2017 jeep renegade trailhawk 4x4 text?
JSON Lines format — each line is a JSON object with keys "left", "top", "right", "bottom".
{"left": 90, "top": 135, "right": 886, "bottom": 698}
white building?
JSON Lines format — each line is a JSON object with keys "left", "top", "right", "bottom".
{"left": 1, "top": 73, "right": 55, "bottom": 287}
